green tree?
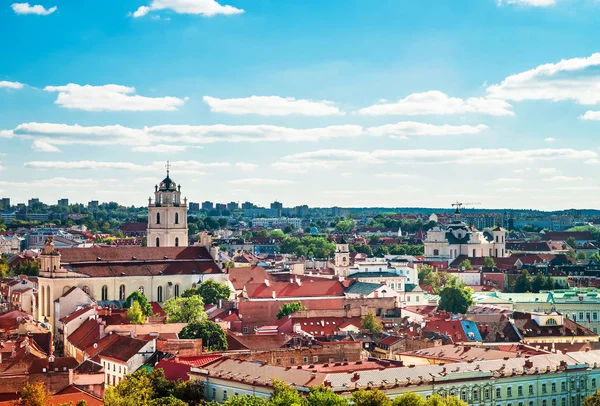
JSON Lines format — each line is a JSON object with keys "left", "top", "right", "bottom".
{"left": 418, "top": 265, "right": 435, "bottom": 284}
{"left": 531, "top": 271, "right": 549, "bottom": 293}
{"left": 181, "top": 287, "right": 198, "bottom": 298}
{"left": 123, "top": 291, "right": 152, "bottom": 317}
{"left": 423, "top": 271, "right": 457, "bottom": 294}
{"left": 269, "top": 230, "right": 286, "bottom": 238}
{"left": 577, "top": 251, "right": 587, "bottom": 260}
{"left": 307, "top": 386, "right": 349, "bottom": 406}
{"left": 197, "top": 279, "right": 231, "bottom": 305}
{"left": 351, "top": 389, "right": 392, "bottom": 406}
{"left": 361, "top": 310, "right": 383, "bottom": 334}
{"left": 126, "top": 301, "right": 146, "bottom": 324}
{"left": 149, "top": 396, "right": 187, "bottom": 406}
{"left": 353, "top": 244, "right": 373, "bottom": 256}
{"left": 483, "top": 257, "right": 496, "bottom": 268}
{"left": 459, "top": 259, "right": 473, "bottom": 270}
{"left": 0, "top": 257, "right": 9, "bottom": 278}
{"left": 11, "top": 260, "right": 40, "bottom": 276}
{"left": 219, "top": 395, "right": 268, "bottom": 406}
{"left": 18, "top": 382, "right": 49, "bottom": 406}
{"left": 591, "top": 253, "right": 600, "bottom": 263}
{"left": 513, "top": 270, "right": 532, "bottom": 293}
{"left": 163, "top": 295, "right": 207, "bottom": 323}
{"left": 277, "top": 301, "right": 306, "bottom": 319}
{"left": 567, "top": 236, "right": 578, "bottom": 249}
{"left": 584, "top": 390, "right": 600, "bottom": 406}
{"left": 438, "top": 281, "right": 474, "bottom": 315}
{"left": 179, "top": 320, "right": 228, "bottom": 351}
{"left": 270, "top": 380, "right": 308, "bottom": 406}
{"left": 335, "top": 220, "right": 355, "bottom": 234}
{"left": 392, "top": 393, "right": 425, "bottom": 406}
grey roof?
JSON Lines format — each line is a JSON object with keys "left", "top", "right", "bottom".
{"left": 345, "top": 282, "right": 383, "bottom": 295}
{"left": 348, "top": 271, "right": 402, "bottom": 278}
{"left": 404, "top": 283, "right": 423, "bottom": 292}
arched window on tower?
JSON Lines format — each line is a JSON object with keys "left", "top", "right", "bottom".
{"left": 156, "top": 213, "right": 161, "bottom": 224}
{"left": 157, "top": 286, "right": 163, "bottom": 302}
{"left": 119, "top": 284, "right": 126, "bottom": 301}
{"left": 101, "top": 285, "right": 108, "bottom": 301}
{"left": 175, "top": 237, "right": 179, "bottom": 247}
{"left": 82, "top": 286, "right": 91, "bottom": 296}
{"left": 174, "top": 284, "right": 180, "bottom": 298}
{"left": 433, "top": 249, "right": 440, "bottom": 256}
{"left": 175, "top": 213, "right": 179, "bottom": 224}
{"left": 156, "top": 237, "right": 160, "bottom": 247}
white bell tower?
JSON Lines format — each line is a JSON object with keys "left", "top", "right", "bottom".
{"left": 147, "top": 162, "right": 188, "bottom": 248}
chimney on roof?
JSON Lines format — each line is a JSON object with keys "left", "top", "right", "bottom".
{"left": 296, "top": 278, "right": 302, "bottom": 286}
{"left": 264, "top": 279, "right": 270, "bottom": 287}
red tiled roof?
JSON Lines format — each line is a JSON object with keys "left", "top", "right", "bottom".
{"left": 378, "top": 335, "right": 403, "bottom": 346}
{"left": 293, "top": 317, "right": 363, "bottom": 337}
{"left": 50, "top": 385, "right": 104, "bottom": 406}
{"left": 155, "top": 359, "right": 191, "bottom": 381}
{"left": 28, "top": 357, "right": 78, "bottom": 374}
{"left": 228, "top": 266, "right": 272, "bottom": 291}
{"left": 244, "top": 280, "right": 344, "bottom": 299}
{"left": 150, "top": 302, "right": 165, "bottom": 316}
{"left": 226, "top": 333, "right": 293, "bottom": 351}
{"left": 60, "top": 305, "right": 95, "bottom": 324}
{"left": 98, "top": 335, "right": 151, "bottom": 363}
{"left": 57, "top": 246, "right": 212, "bottom": 262}
{"left": 119, "top": 222, "right": 148, "bottom": 232}
{"left": 67, "top": 319, "right": 103, "bottom": 351}
{"left": 173, "top": 354, "right": 222, "bottom": 367}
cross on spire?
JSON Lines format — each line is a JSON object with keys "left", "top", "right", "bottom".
{"left": 166, "top": 161, "right": 171, "bottom": 177}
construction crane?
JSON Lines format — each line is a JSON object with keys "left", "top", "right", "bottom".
{"left": 452, "top": 201, "right": 481, "bottom": 212}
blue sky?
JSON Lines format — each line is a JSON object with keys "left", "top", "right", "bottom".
{"left": 2, "top": 0, "right": 600, "bottom": 210}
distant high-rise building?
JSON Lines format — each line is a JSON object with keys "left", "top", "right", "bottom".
{"left": 202, "top": 201, "right": 214, "bottom": 211}
{"left": 58, "top": 198, "right": 69, "bottom": 207}
{"left": 0, "top": 198, "right": 10, "bottom": 210}
{"left": 28, "top": 198, "right": 40, "bottom": 207}
{"left": 270, "top": 201, "right": 283, "bottom": 216}
{"left": 242, "top": 201, "right": 254, "bottom": 210}
{"left": 88, "top": 200, "right": 99, "bottom": 210}
{"left": 294, "top": 205, "right": 309, "bottom": 217}
{"left": 215, "top": 203, "right": 227, "bottom": 212}
{"left": 189, "top": 202, "right": 200, "bottom": 211}
{"left": 227, "top": 202, "right": 239, "bottom": 210}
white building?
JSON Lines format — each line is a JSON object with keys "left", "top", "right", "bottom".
{"left": 147, "top": 165, "right": 189, "bottom": 248}
{"left": 0, "top": 234, "right": 22, "bottom": 255}
{"left": 424, "top": 209, "right": 507, "bottom": 263}
{"left": 251, "top": 218, "right": 302, "bottom": 229}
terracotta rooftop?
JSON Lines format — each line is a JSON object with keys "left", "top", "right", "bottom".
{"left": 98, "top": 334, "right": 152, "bottom": 363}
{"left": 244, "top": 279, "right": 345, "bottom": 299}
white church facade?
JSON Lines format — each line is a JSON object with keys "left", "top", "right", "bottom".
{"left": 424, "top": 209, "right": 507, "bottom": 262}
{"left": 36, "top": 168, "right": 225, "bottom": 329}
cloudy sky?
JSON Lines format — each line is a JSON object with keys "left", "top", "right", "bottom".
{"left": 2, "top": 0, "right": 600, "bottom": 210}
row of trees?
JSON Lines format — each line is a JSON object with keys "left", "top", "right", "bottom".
{"left": 352, "top": 244, "right": 424, "bottom": 257}
{"left": 278, "top": 236, "right": 337, "bottom": 258}
{"left": 122, "top": 280, "right": 231, "bottom": 351}
{"left": 512, "top": 270, "right": 557, "bottom": 293}
{"left": 211, "top": 380, "right": 468, "bottom": 406}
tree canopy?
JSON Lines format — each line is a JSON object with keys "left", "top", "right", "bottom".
{"left": 196, "top": 279, "right": 231, "bottom": 305}
{"left": 438, "top": 280, "right": 474, "bottom": 315}
{"left": 179, "top": 320, "right": 228, "bottom": 351}
{"left": 278, "top": 236, "right": 336, "bottom": 258}
{"left": 163, "top": 295, "right": 207, "bottom": 324}
{"left": 126, "top": 301, "right": 146, "bottom": 324}
{"left": 123, "top": 291, "right": 153, "bottom": 317}
{"left": 277, "top": 301, "right": 306, "bottom": 319}
{"left": 361, "top": 310, "right": 383, "bottom": 334}
{"left": 17, "top": 382, "right": 48, "bottom": 406}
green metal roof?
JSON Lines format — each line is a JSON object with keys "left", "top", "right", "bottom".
{"left": 345, "top": 282, "right": 383, "bottom": 295}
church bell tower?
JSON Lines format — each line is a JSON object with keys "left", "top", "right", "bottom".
{"left": 147, "top": 162, "right": 188, "bottom": 248}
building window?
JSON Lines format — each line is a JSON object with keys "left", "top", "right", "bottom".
{"left": 139, "top": 286, "right": 144, "bottom": 294}
{"left": 313, "top": 356, "right": 318, "bottom": 363}
{"left": 101, "top": 285, "right": 108, "bottom": 301}
{"left": 290, "top": 358, "right": 295, "bottom": 365}
{"left": 433, "top": 249, "right": 439, "bottom": 256}
{"left": 243, "top": 326, "right": 248, "bottom": 333}
{"left": 223, "top": 390, "right": 227, "bottom": 401}
{"left": 212, "top": 388, "right": 216, "bottom": 400}
{"left": 579, "top": 312, "right": 584, "bottom": 320}
{"left": 561, "top": 381, "right": 566, "bottom": 392}
{"left": 561, "top": 398, "right": 566, "bottom": 406}
{"left": 175, "top": 237, "right": 179, "bottom": 247}
{"left": 276, "top": 358, "right": 282, "bottom": 364}
{"left": 484, "top": 388, "right": 490, "bottom": 400}
{"left": 542, "top": 383, "right": 547, "bottom": 394}
{"left": 175, "top": 213, "right": 179, "bottom": 224}
{"left": 518, "top": 386, "right": 523, "bottom": 396}
{"left": 157, "top": 286, "right": 163, "bottom": 302}
{"left": 593, "top": 378, "right": 597, "bottom": 388}
{"left": 552, "top": 382, "right": 556, "bottom": 392}
{"left": 82, "top": 285, "right": 91, "bottom": 296}
{"left": 119, "top": 285, "right": 126, "bottom": 301}
{"left": 529, "top": 385, "right": 534, "bottom": 395}
{"left": 156, "top": 237, "right": 160, "bottom": 247}
{"left": 157, "top": 213, "right": 161, "bottom": 224}
{"left": 552, "top": 399, "right": 556, "bottom": 406}
{"left": 174, "top": 285, "right": 180, "bottom": 298}
{"left": 542, "top": 400, "right": 547, "bottom": 406}
{"left": 496, "top": 388, "right": 501, "bottom": 399}
{"left": 460, "top": 389, "right": 467, "bottom": 402}
{"left": 303, "top": 357, "right": 309, "bottom": 363}
{"left": 507, "top": 387, "right": 512, "bottom": 397}
{"left": 473, "top": 389, "right": 479, "bottom": 401}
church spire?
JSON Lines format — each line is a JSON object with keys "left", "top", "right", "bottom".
{"left": 166, "top": 161, "right": 170, "bottom": 177}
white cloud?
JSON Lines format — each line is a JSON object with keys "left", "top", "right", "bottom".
{"left": 32, "top": 140, "right": 61, "bottom": 152}
{"left": 358, "top": 91, "right": 514, "bottom": 116}
{"left": 0, "top": 177, "right": 97, "bottom": 188}
{"left": 132, "top": 0, "right": 243, "bottom": 18}
{"left": 132, "top": 144, "right": 187, "bottom": 153}
{"left": 544, "top": 175, "right": 584, "bottom": 182}
{"left": 228, "top": 178, "right": 294, "bottom": 185}
{"left": 23, "top": 160, "right": 231, "bottom": 173}
{"left": 580, "top": 110, "right": 600, "bottom": 120}
{"left": 538, "top": 167, "right": 558, "bottom": 174}
{"left": 374, "top": 173, "right": 417, "bottom": 178}
{"left": 367, "top": 122, "right": 488, "bottom": 138}
{"left": 0, "top": 81, "right": 25, "bottom": 89}
{"left": 44, "top": 84, "right": 186, "bottom": 112}
{"left": 282, "top": 148, "right": 597, "bottom": 167}
{"left": 235, "top": 162, "right": 258, "bottom": 171}
{"left": 497, "top": 0, "right": 556, "bottom": 6}
{"left": 494, "top": 177, "right": 525, "bottom": 183}
{"left": 486, "top": 53, "right": 600, "bottom": 105}
{"left": 203, "top": 95, "right": 344, "bottom": 116}
{"left": 11, "top": 3, "right": 56, "bottom": 15}
{"left": 271, "top": 161, "right": 335, "bottom": 173}
{"left": 544, "top": 137, "right": 555, "bottom": 142}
